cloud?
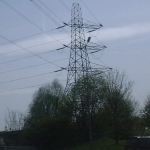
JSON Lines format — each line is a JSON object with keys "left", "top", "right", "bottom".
{"left": 97, "top": 22, "right": 150, "bottom": 41}
{"left": 17, "top": 33, "right": 69, "bottom": 48}
{"left": 1, "top": 22, "right": 150, "bottom": 56}
{"left": 0, "top": 33, "right": 70, "bottom": 56}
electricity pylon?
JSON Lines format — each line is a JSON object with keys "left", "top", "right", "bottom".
{"left": 57, "top": 3, "right": 109, "bottom": 150}
{"left": 63, "top": 3, "right": 107, "bottom": 98}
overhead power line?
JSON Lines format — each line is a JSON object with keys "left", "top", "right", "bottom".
{"left": 38, "top": 0, "right": 64, "bottom": 23}
{"left": 79, "top": 0, "right": 99, "bottom": 24}
{"left": 0, "top": 79, "right": 67, "bottom": 93}
{"left": 0, "top": 34, "right": 63, "bottom": 68}
{"left": 0, "top": 28, "right": 58, "bottom": 47}
{"left": 58, "top": 0, "right": 70, "bottom": 12}
{"left": 0, "top": 36, "right": 69, "bottom": 57}
{"left": 75, "top": 0, "right": 107, "bottom": 62}
{"left": 0, "top": 41, "right": 68, "bottom": 66}
{"left": 0, "top": 83, "right": 46, "bottom": 93}
{"left": 31, "top": 0, "right": 70, "bottom": 36}
{"left": 0, "top": 58, "right": 68, "bottom": 75}
{"left": 0, "top": 53, "right": 63, "bottom": 69}
{"left": 0, "top": 0, "right": 70, "bottom": 51}
{"left": 0, "top": 0, "right": 42, "bottom": 31}
{"left": 0, "top": 68, "right": 66, "bottom": 85}
{"left": 31, "top": 0, "right": 60, "bottom": 26}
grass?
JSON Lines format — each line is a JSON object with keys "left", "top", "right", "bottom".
{"left": 65, "top": 138, "right": 125, "bottom": 150}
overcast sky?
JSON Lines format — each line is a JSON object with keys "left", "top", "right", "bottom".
{"left": 0, "top": 0, "right": 150, "bottom": 130}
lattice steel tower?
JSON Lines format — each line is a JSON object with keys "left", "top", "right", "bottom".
{"left": 65, "top": 3, "right": 105, "bottom": 102}
{"left": 62, "top": 4, "right": 107, "bottom": 148}
{"left": 65, "top": 3, "right": 90, "bottom": 93}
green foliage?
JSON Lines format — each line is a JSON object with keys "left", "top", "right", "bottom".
{"left": 142, "top": 95, "right": 150, "bottom": 127}
{"left": 24, "top": 79, "right": 64, "bottom": 128}
{"left": 23, "top": 117, "right": 77, "bottom": 149}
{"left": 140, "top": 94, "right": 150, "bottom": 135}
{"left": 22, "top": 71, "right": 138, "bottom": 149}
{"left": 68, "top": 70, "right": 137, "bottom": 143}
{"left": 97, "top": 70, "right": 137, "bottom": 143}
{"left": 22, "top": 79, "right": 79, "bottom": 149}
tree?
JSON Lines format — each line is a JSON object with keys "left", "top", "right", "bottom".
{"left": 141, "top": 94, "right": 150, "bottom": 134}
{"left": 23, "top": 79, "right": 77, "bottom": 149}
{"left": 99, "top": 70, "right": 137, "bottom": 144}
{"left": 66, "top": 73, "right": 105, "bottom": 142}
{"left": 22, "top": 73, "right": 138, "bottom": 148}
{"left": 5, "top": 109, "right": 25, "bottom": 131}
{"left": 65, "top": 70, "right": 137, "bottom": 143}
{"left": 24, "top": 79, "right": 63, "bottom": 127}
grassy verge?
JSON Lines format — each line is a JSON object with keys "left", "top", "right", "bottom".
{"left": 65, "top": 138, "right": 125, "bottom": 150}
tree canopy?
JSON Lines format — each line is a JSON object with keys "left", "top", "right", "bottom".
{"left": 100, "top": 70, "right": 136, "bottom": 143}
{"left": 21, "top": 72, "right": 138, "bottom": 149}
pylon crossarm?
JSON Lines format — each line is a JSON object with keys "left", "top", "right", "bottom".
{"left": 61, "top": 19, "right": 102, "bottom": 30}
{"left": 56, "top": 21, "right": 71, "bottom": 30}
{"left": 62, "top": 44, "right": 86, "bottom": 50}
{"left": 90, "top": 68, "right": 112, "bottom": 76}
{"left": 92, "top": 67, "right": 112, "bottom": 71}
{"left": 54, "top": 67, "right": 67, "bottom": 73}
{"left": 86, "top": 42, "right": 106, "bottom": 53}
{"left": 63, "top": 44, "right": 71, "bottom": 48}
{"left": 56, "top": 46, "right": 67, "bottom": 51}
{"left": 82, "top": 20, "right": 102, "bottom": 30}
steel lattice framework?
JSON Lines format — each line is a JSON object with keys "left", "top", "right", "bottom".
{"left": 66, "top": 3, "right": 91, "bottom": 93}
{"left": 64, "top": 3, "right": 106, "bottom": 108}
{"left": 55, "top": 3, "right": 110, "bottom": 149}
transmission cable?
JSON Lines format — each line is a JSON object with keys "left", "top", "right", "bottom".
{"left": 79, "top": 0, "right": 99, "bottom": 24}
{"left": 0, "top": 34, "right": 63, "bottom": 68}
{"left": 0, "top": 58, "right": 68, "bottom": 75}
{"left": 38, "top": 0, "right": 64, "bottom": 23}
{"left": 81, "top": 0, "right": 106, "bottom": 48}
{"left": 0, "top": 39, "right": 69, "bottom": 65}
{"left": 0, "top": 0, "right": 69, "bottom": 50}
{"left": 0, "top": 83, "right": 46, "bottom": 93}
{"left": 0, "top": 36, "right": 69, "bottom": 57}
{"left": 31, "top": 0, "right": 60, "bottom": 26}
{"left": 0, "top": 79, "right": 67, "bottom": 93}
{"left": 0, "top": 50, "right": 63, "bottom": 66}
{"left": 0, "top": 0, "right": 42, "bottom": 31}
{"left": 0, "top": 27, "right": 59, "bottom": 47}
{"left": 0, "top": 68, "right": 66, "bottom": 85}
{"left": 58, "top": 0, "right": 70, "bottom": 12}
{"left": 31, "top": 0, "right": 70, "bottom": 36}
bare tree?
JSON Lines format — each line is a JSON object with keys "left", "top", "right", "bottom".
{"left": 5, "top": 109, "right": 25, "bottom": 131}
{"left": 142, "top": 94, "right": 150, "bottom": 132}
{"left": 101, "top": 70, "right": 137, "bottom": 144}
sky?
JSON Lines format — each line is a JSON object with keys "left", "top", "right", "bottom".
{"left": 0, "top": 0, "right": 150, "bottom": 130}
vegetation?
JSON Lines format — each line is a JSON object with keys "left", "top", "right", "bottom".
{"left": 5, "top": 70, "right": 150, "bottom": 149}
{"left": 99, "top": 70, "right": 136, "bottom": 144}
